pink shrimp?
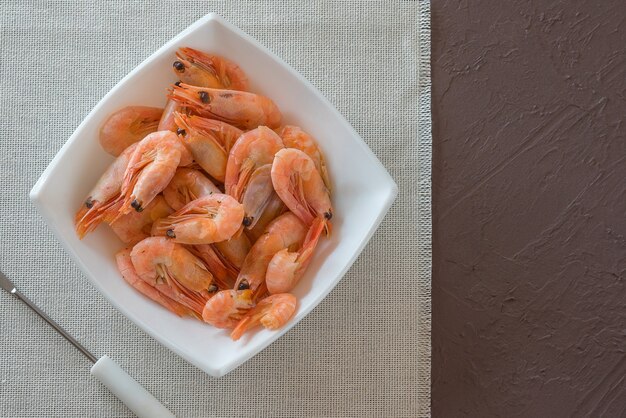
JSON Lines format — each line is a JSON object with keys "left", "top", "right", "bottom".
{"left": 169, "top": 83, "right": 282, "bottom": 130}
{"left": 106, "top": 195, "right": 173, "bottom": 245}
{"left": 74, "top": 143, "right": 138, "bottom": 238}
{"left": 266, "top": 217, "right": 324, "bottom": 294}
{"left": 173, "top": 47, "right": 249, "bottom": 91}
{"left": 271, "top": 148, "right": 332, "bottom": 231}
{"left": 245, "top": 192, "right": 285, "bottom": 243}
{"left": 230, "top": 293, "right": 297, "bottom": 341}
{"left": 99, "top": 106, "right": 163, "bottom": 156}
{"left": 224, "top": 126, "right": 284, "bottom": 201}
{"left": 162, "top": 168, "right": 220, "bottom": 211}
{"left": 190, "top": 244, "right": 236, "bottom": 290}
{"left": 214, "top": 232, "right": 251, "bottom": 269}
{"left": 157, "top": 98, "right": 182, "bottom": 131}
{"left": 152, "top": 194, "right": 244, "bottom": 245}
{"left": 240, "top": 164, "right": 281, "bottom": 230}
{"left": 174, "top": 113, "right": 243, "bottom": 183}
{"left": 129, "top": 237, "right": 216, "bottom": 316}
{"left": 279, "top": 125, "right": 331, "bottom": 191}
{"left": 116, "top": 248, "right": 192, "bottom": 317}
{"left": 234, "top": 212, "right": 308, "bottom": 298}
{"left": 115, "top": 130, "right": 192, "bottom": 217}
{"left": 202, "top": 289, "right": 254, "bottom": 329}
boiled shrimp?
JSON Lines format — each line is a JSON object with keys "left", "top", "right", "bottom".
{"left": 173, "top": 47, "right": 249, "bottom": 91}
{"left": 170, "top": 83, "right": 282, "bottom": 130}
{"left": 230, "top": 293, "right": 297, "bottom": 341}
{"left": 157, "top": 98, "right": 182, "bottom": 131}
{"left": 191, "top": 244, "right": 237, "bottom": 289}
{"left": 115, "top": 130, "right": 192, "bottom": 217}
{"left": 107, "top": 195, "right": 172, "bottom": 245}
{"left": 234, "top": 212, "right": 307, "bottom": 297}
{"left": 75, "top": 142, "right": 137, "bottom": 238}
{"left": 174, "top": 113, "right": 243, "bottom": 182}
{"left": 99, "top": 106, "right": 163, "bottom": 156}
{"left": 224, "top": 126, "right": 284, "bottom": 201}
{"left": 279, "top": 125, "right": 331, "bottom": 191}
{"left": 266, "top": 217, "right": 324, "bottom": 294}
{"left": 152, "top": 194, "right": 244, "bottom": 245}
{"left": 116, "top": 248, "right": 192, "bottom": 317}
{"left": 271, "top": 148, "right": 332, "bottom": 231}
{"left": 130, "top": 237, "right": 216, "bottom": 316}
{"left": 202, "top": 289, "right": 254, "bottom": 329}
{"left": 240, "top": 164, "right": 281, "bottom": 230}
{"left": 245, "top": 192, "right": 285, "bottom": 243}
{"left": 214, "top": 232, "right": 251, "bottom": 269}
{"left": 162, "top": 168, "right": 220, "bottom": 211}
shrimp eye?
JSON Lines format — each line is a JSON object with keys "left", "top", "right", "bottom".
{"left": 131, "top": 199, "right": 143, "bottom": 212}
{"left": 208, "top": 284, "right": 218, "bottom": 293}
{"left": 238, "top": 280, "right": 250, "bottom": 290}
{"left": 174, "top": 81, "right": 181, "bottom": 87}
{"left": 84, "top": 197, "right": 94, "bottom": 209}
{"left": 198, "top": 91, "right": 210, "bottom": 103}
{"left": 173, "top": 61, "right": 185, "bottom": 72}
{"left": 176, "top": 128, "right": 186, "bottom": 136}
{"left": 324, "top": 211, "right": 332, "bottom": 220}
{"left": 242, "top": 216, "right": 253, "bottom": 227}
{"left": 166, "top": 229, "right": 176, "bottom": 238}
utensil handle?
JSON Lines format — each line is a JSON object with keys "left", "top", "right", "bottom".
{"left": 91, "top": 355, "right": 175, "bottom": 418}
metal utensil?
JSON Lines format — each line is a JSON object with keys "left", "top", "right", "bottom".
{"left": 0, "top": 270, "right": 175, "bottom": 418}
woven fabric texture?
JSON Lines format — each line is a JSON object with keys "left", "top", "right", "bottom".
{"left": 0, "top": 1, "right": 431, "bottom": 417}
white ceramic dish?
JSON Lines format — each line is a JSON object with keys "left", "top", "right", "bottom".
{"left": 30, "top": 14, "right": 397, "bottom": 377}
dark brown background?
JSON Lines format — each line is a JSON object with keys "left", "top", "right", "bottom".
{"left": 431, "top": 0, "right": 626, "bottom": 416}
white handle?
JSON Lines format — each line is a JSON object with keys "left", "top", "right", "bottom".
{"left": 91, "top": 355, "right": 175, "bottom": 418}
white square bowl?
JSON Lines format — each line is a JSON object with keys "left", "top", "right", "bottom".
{"left": 30, "top": 13, "right": 397, "bottom": 377}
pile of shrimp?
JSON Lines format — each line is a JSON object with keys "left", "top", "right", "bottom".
{"left": 75, "top": 47, "right": 332, "bottom": 341}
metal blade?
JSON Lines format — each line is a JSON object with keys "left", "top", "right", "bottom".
{"left": 0, "top": 270, "right": 16, "bottom": 293}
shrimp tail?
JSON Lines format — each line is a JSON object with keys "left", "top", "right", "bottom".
{"left": 301, "top": 217, "right": 325, "bottom": 264}
{"left": 230, "top": 315, "right": 254, "bottom": 341}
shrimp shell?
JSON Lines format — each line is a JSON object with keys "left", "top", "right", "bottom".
{"left": 170, "top": 83, "right": 282, "bottom": 130}
{"left": 116, "top": 248, "right": 192, "bottom": 317}
{"left": 265, "top": 217, "right": 325, "bottom": 294}
{"left": 100, "top": 106, "right": 163, "bottom": 156}
{"left": 235, "top": 212, "right": 307, "bottom": 296}
{"left": 173, "top": 47, "right": 249, "bottom": 91}
{"left": 152, "top": 194, "right": 244, "bottom": 245}
{"left": 131, "top": 237, "right": 215, "bottom": 315}
{"left": 245, "top": 194, "right": 286, "bottom": 243}
{"left": 225, "top": 126, "right": 284, "bottom": 201}
{"left": 162, "top": 168, "right": 220, "bottom": 211}
{"left": 279, "top": 125, "right": 331, "bottom": 191}
{"left": 75, "top": 142, "right": 138, "bottom": 238}
{"left": 175, "top": 113, "right": 243, "bottom": 183}
{"left": 202, "top": 289, "right": 254, "bottom": 329}
{"left": 230, "top": 293, "right": 297, "bottom": 340}
{"left": 116, "top": 131, "right": 190, "bottom": 217}
{"left": 107, "top": 195, "right": 173, "bottom": 245}
{"left": 271, "top": 148, "right": 332, "bottom": 230}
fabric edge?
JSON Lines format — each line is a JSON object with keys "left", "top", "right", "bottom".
{"left": 417, "top": 1, "right": 433, "bottom": 417}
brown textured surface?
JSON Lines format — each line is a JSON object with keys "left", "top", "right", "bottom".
{"left": 432, "top": 1, "right": 626, "bottom": 416}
